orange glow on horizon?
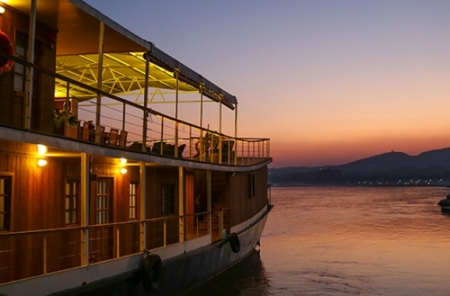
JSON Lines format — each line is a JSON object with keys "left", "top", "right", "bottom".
{"left": 271, "top": 133, "right": 450, "bottom": 168}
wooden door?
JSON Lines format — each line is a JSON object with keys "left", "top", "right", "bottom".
{"left": 90, "top": 178, "right": 114, "bottom": 262}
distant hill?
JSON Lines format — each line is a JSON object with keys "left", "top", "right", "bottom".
{"left": 269, "top": 148, "right": 450, "bottom": 186}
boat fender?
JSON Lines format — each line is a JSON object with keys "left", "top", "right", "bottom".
{"left": 0, "top": 31, "right": 15, "bottom": 75}
{"left": 229, "top": 232, "right": 240, "bottom": 253}
{"left": 142, "top": 254, "right": 162, "bottom": 291}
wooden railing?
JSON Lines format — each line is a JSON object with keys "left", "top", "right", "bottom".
{"left": 0, "top": 212, "right": 213, "bottom": 285}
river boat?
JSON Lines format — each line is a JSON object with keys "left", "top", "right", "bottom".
{"left": 0, "top": 1, "right": 272, "bottom": 295}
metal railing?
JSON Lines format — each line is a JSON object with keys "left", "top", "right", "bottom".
{"left": 0, "top": 51, "right": 271, "bottom": 166}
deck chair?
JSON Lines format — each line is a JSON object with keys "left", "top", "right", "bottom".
{"left": 81, "top": 121, "right": 90, "bottom": 141}
{"left": 222, "top": 140, "right": 235, "bottom": 163}
{"left": 118, "top": 130, "right": 128, "bottom": 148}
{"left": 177, "top": 144, "right": 186, "bottom": 158}
{"left": 65, "top": 121, "right": 80, "bottom": 139}
{"left": 108, "top": 128, "right": 119, "bottom": 146}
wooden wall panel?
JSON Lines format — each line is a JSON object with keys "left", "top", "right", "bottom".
{"left": 229, "top": 166, "right": 269, "bottom": 226}
{"left": 0, "top": 6, "right": 57, "bottom": 132}
{"left": 0, "top": 140, "right": 89, "bottom": 281}
{"left": 117, "top": 166, "right": 141, "bottom": 255}
{"left": 89, "top": 158, "right": 142, "bottom": 258}
{"left": 0, "top": 7, "right": 17, "bottom": 127}
{"left": 145, "top": 167, "right": 180, "bottom": 248}
{"left": 185, "top": 173, "right": 195, "bottom": 233}
{"left": 145, "top": 167, "right": 179, "bottom": 219}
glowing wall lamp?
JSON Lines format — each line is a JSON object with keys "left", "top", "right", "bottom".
{"left": 119, "top": 158, "right": 127, "bottom": 174}
{"left": 0, "top": 7, "right": 5, "bottom": 14}
{"left": 37, "top": 159, "right": 48, "bottom": 167}
{"left": 37, "top": 144, "right": 47, "bottom": 155}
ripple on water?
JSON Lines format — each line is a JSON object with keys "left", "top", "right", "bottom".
{"left": 192, "top": 187, "right": 450, "bottom": 295}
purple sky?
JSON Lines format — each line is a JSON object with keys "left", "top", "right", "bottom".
{"left": 85, "top": 0, "right": 450, "bottom": 167}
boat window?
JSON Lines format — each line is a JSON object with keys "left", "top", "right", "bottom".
{"left": 65, "top": 180, "right": 79, "bottom": 225}
{"left": 129, "top": 182, "right": 138, "bottom": 220}
{"left": 96, "top": 179, "right": 112, "bottom": 224}
{"left": 0, "top": 176, "right": 11, "bottom": 231}
{"left": 161, "top": 184, "right": 175, "bottom": 215}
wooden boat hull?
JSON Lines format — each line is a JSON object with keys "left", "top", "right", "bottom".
{"left": 52, "top": 205, "right": 272, "bottom": 295}
{"left": 0, "top": 1, "right": 273, "bottom": 295}
{"left": 151, "top": 205, "right": 272, "bottom": 295}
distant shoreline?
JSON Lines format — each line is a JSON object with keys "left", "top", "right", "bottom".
{"left": 270, "top": 184, "right": 450, "bottom": 188}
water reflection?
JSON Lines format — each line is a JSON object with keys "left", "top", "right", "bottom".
{"left": 185, "top": 250, "right": 270, "bottom": 296}
{"left": 260, "top": 187, "right": 450, "bottom": 295}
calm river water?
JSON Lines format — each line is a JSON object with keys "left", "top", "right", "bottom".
{"left": 187, "top": 186, "right": 450, "bottom": 296}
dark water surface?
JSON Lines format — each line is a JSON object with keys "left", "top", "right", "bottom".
{"left": 187, "top": 187, "right": 450, "bottom": 296}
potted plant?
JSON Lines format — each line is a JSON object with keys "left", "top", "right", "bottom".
{"left": 54, "top": 108, "right": 78, "bottom": 135}
{"left": 205, "top": 131, "right": 220, "bottom": 162}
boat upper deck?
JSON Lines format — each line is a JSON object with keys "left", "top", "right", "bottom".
{"left": 0, "top": 0, "right": 271, "bottom": 169}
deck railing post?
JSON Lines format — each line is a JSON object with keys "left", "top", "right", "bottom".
{"left": 260, "top": 140, "right": 263, "bottom": 158}
{"left": 25, "top": 0, "right": 37, "bottom": 130}
{"left": 163, "top": 220, "right": 167, "bottom": 247}
{"left": 253, "top": 141, "right": 255, "bottom": 162}
{"left": 219, "top": 135, "right": 223, "bottom": 164}
{"left": 82, "top": 228, "right": 88, "bottom": 266}
{"left": 175, "top": 121, "right": 179, "bottom": 157}
{"left": 179, "top": 216, "right": 185, "bottom": 242}
{"left": 43, "top": 233, "right": 47, "bottom": 275}
{"left": 236, "top": 140, "right": 239, "bottom": 164}
{"left": 140, "top": 221, "right": 145, "bottom": 251}
{"left": 189, "top": 126, "right": 193, "bottom": 159}
{"left": 207, "top": 170, "right": 212, "bottom": 235}
{"left": 248, "top": 141, "right": 251, "bottom": 164}
{"left": 122, "top": 103, "right": 126, "bottom": 132}
{"left": 143, "top": 52, "right": 150, "bottom": 148}
{"left": 196, "top": 215, "right": 199, "bottom": 238}
{"left": 95, "top": 22, "right": 104, "bottom": 130}
{"left": 139, "top": 162, "right": 146, "bottom": 251}
{"left": 80, "top": 153, "right": 90, "bottom": 266}
{"left": 160, "top": 118, "right": 164, "bottom": 155}
{"left": 179, "top": 167, "right": 185, "bottom": 242}
{"left": 116, "top": 227, "right": 120, "bottom": 258}
{"left": 219, "top": 210, "right": 224, "bottom": 239}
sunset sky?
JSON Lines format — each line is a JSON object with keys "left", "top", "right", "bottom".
{"left": 85, "top": 0, "right": 450, "bottom": 168}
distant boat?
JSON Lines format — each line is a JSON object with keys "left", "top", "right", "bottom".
{"left": 437, "top": 194, "right": 450, "bottom": 213}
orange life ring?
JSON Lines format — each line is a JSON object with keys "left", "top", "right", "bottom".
{"left": 0, "top": 31, "right": 15, "bottom": 75}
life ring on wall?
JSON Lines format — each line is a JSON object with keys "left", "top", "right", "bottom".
{"left": 229, "top": 232, "right": 240, "bottom": 253}
{"left": 142, "top": 254, "right": 163, "bottom": 291}
{"left": 0, "top": 31, "right": 15, "bottom": 75}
